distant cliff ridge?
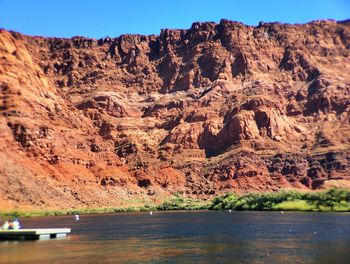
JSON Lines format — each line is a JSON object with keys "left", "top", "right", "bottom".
{"left": 0, "top": 19, "right": 349, "bottom": 210}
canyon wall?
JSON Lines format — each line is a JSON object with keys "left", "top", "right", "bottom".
{"left": 0, "top": 19, "right": 349, "bottom": 209}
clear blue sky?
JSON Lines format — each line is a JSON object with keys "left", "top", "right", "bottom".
{"left": 0, "top": 0, "right": 349, "bottom": 38}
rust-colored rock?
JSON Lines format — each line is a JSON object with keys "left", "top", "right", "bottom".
{"left": 0, "top": 19, "right": 350, "bottom": 210}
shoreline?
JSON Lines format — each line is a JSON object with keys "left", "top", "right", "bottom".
{"left": 2, "top": 206, "right": 350, "bottom": 219}
{"left": 1, "top": 188, "right": 349, "bottom": 218}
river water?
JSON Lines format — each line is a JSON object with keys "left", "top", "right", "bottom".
{"left": 0, "top": 211, "right": 349, "bottom": 263}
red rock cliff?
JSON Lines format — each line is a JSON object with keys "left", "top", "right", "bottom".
{"left": 0, "top": 19, "right": 349, "bottom": 209}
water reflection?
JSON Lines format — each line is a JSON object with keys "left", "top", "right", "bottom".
{"left": 1, "top": 211, "right": 350, "bottom": 263}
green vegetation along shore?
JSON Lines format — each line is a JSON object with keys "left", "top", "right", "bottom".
{"left": 156, "top": 195, "right": 210, "bottom": 211}
{"left": 0, "top": 205, "right": 156, "bottom": 219}
{"left": 1, "top": 189, "right": 349, "bottom": 218}
{"left": 0, "top": 196, "right": 209, "bottom": 219}
{"left": 210, "top": 188, "right": 350, "bottom": 212}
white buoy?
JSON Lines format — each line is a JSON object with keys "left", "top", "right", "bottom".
{"left": 280, "top": 211, "right": 284, "bottom": 214}
{"left": 149, "top": 211, "right": 153, "bottom": 216}
{"left": 228, "top": 209, "right": 232, "bottom": 213}
{"left": 74, "top": 214, "right": 80, "bottom": 221}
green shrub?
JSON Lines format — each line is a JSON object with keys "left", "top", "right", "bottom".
{"left": 209, "top": 188, "right": 350, "bottom": 212}
{"left": 157, "top": 195, "right": 210, "bottom": 210}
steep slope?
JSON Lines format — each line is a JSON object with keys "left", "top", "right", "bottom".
{"left": 0, "top": 19, "right": 349, "bottom": 210}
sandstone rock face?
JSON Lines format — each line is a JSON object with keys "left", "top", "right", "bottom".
{"left": 0, "top": 19, "right": 350, "bottom": 210}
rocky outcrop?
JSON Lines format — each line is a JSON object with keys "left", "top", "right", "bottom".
{"left": 0, "top": 19, "right": 350, "bottom": 210}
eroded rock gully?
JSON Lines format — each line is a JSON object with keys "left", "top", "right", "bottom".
{"left": 0, "top": 19, "right": 349, "bottom": 209}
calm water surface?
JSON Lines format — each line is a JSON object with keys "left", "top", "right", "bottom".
{"left": 0, "top": 211, "right": 349, "bottom": 263}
